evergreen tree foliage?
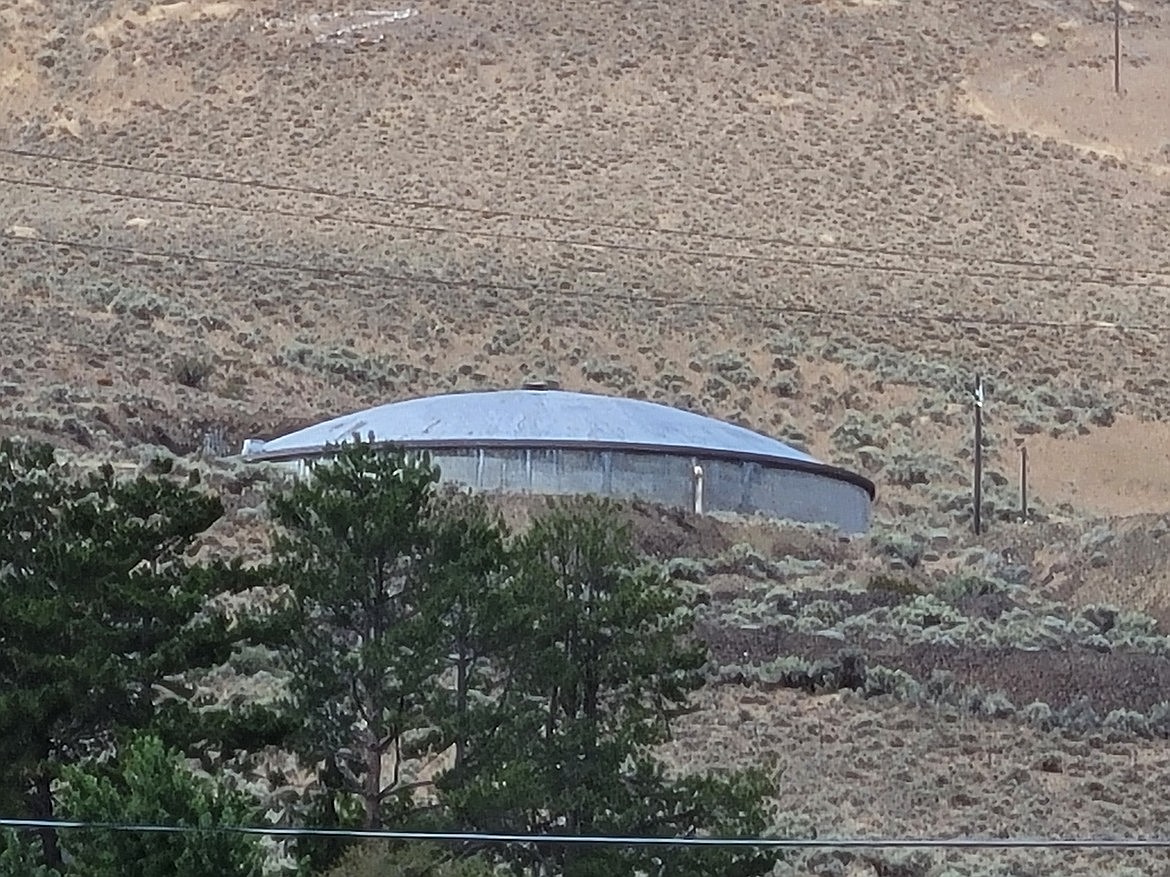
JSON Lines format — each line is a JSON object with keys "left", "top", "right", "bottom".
{"left": 57, "top": 734, "right": 265, "bottom": 877}
{"left": 0, "top": 829, "right": 60, "bottom": 877}
{"left": 268, "top": 446, "right": 778, "bottom": 874}
{"left": 267, "top": 443, "right": 479, "bottom": 831}
{"left": 0, "top": 439, "right": 289, "bottom": 867}
{"left": 322, "top": 841, "right": 497, "bottom": 877}
{"left": 437, "top": 498, "right": 779, "bottom": 877}
{"left": 418, "top": 492, "right": 512, "bottom": 782}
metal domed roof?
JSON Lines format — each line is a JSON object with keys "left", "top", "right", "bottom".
{"left": 242, "top": 389, "right": 873, "bottom": 496}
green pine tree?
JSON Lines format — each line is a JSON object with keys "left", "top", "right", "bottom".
{"left": 0, "top": 439, "right": 290, "bottom": 869}
{"left": 0, "top": 829, "right": 60, "bottom": 877}
{"left": 265, "top": 443, "right": 511, "bottom": 871}
{"left": 438, "top": 498, "right": 779, "bottom": 877}
{"left": 418, "top": 492, "right": 512, "bottom": 782}
{"left": 267, "top": 443, "right": 453, "bottom": 831}
{"left": 58, "top": 734, "right": 265, "bottom": 877}
{"left": 264, "top": 445, "right": 778, "bottom": 875}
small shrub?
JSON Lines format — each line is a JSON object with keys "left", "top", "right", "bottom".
{"left": 937, "top": 574, "right": 1011, "bottom": 600}
{"left": 1146, "top": 702, "right": 1170, "bottom": 738}
{"left": 884, "top": 453, "right": 934, "bottom": 487}
{"left": 863, "top": 665, "right": 921, "bottom": 700}
{"left": 706, "top": 351, "right": 759, "bottom": 389}
{"left": 1079, "top": 525, "right": 1114, "bottom": 553}
{"left": 867, "top": 573, "right": 920, "bottom": 597}
{"left": 831, "top": 412, "right": 888, "bottom": 451}
{"left": 1054, "top": 699, "right": 1100, "bottom": 735}
{"left": 737, "top": 651, "right": 868, "bottom": 695}
{"left": 484, "top": 325, "right": 523, "bottom": 355}
{"left": 918, "top": 669, "right": 963, "bottom": 708}
{"left": 1031, "top": 749, "right": 1063, "bottom": 772}
{"left": 705, "top": 543, "right": 775, "bottom": 580}
{"left": 278, "top": 344, "right": 431, "bottom": 390}
{"left": 172, "top": 354, "right": 214, "bottom": 389}
{"left": 858, "top": 850, "right": 934, "bottom": 877}
{"left": 870, "top": 532, "right": 924, "bottom": 569}
{"left": 324, "top": 842, "right": 496, "bottom": 877}
{"left": 703, "top": 375, "right": 732, "bottom": 401}
{"left": 1080, "top": 604, "right": 1118, "bottom": 634}
{"left": 797, "top": 599, "right": 849, "bottom": 627}
{"left": 764, "top": 333, "right": 802, "bottom": 357}
{"left": 1090, "top": 405, "right": 1116, "bottom": 427}
{"left": 220, "top": 370, "right": 249, "bottom": 400}
{"left": 107, "top": 289, "right": 171, "bottom": 320}
{"left": 1112, "top": 609, "right": 1161, "bottom": 639}
{"left": 836, "top": 648, "right": 867, "bottom": 690}
{"left": 1083, "top": 634, "right": 1113, "bottom": 653}
{"left": 667, "top": 556, "right": 707, "bottom": 583}
{"left": 751, "top": 656, "right": 814, "bottom": 689}
{"left": 1103, "top": 708, "right": 1151, "bottom": 739}
{"left": 768, "top": 372, "right": 802, "bottom": 398}
{"left": 656, "top": 372, "right": 687, "bottom": 393}
{"left": 581, "top": 357, "right": 634, "bottom": 390}
{"left": 893, "top": 595, "right": 964, "bottom": 629}
{"left": 966, "top": 688, "right": 1015, "bottom": 719}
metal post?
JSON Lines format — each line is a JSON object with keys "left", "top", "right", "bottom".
{"left": 1020, "top": 444, "right": 1028, "bottom": 521}
{"left": 1114, "top": 0, "right": 1121, "bottom": 94}
{"left": 973, "top": 376, "right": 984, "bottom": 536}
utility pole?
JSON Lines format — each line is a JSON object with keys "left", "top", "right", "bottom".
{"left": 1018, "top": 441, "right": 1028, "bottom": 522}
{"left": 1114, "top": 0, "right": 1122, "bottom": 94}
{"left": 973, "top": 376, "right": 984, "bottom": 536}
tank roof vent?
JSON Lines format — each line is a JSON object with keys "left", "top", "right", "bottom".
{"left": 521, "top": 379, "right": 561, "bottom": 391}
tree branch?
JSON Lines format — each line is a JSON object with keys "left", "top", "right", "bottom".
{"left": 333, "top": 755, "right": 363, "bottom": 792}
{"left": 376, "top": 778, "right": 435, "bottom": 803}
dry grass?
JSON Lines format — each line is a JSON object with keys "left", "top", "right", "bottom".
{"left": 4, "top": 0, "right": 1170, "bottom": 870}
{"left": 666, "top": 686, "right": 1170, "bottom": 876}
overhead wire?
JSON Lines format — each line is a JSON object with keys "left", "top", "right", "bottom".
{"left": 1, "top": 157, "right": 1162, "bottom": 855}
{"left": 8, "top": 173, "right": 1167, "bottom": 290}
{"left": 3, "top": 145, "right": 1170, "bottom": 282}
{"left": 3, "top": 818, "right": 1170, "bottom": 850}
{"left": 7, "top": 233, "right": 1166, "bottom": 335}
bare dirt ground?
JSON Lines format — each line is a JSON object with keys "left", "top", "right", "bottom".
{"left": 1026, "top": 418, "right": 1170, "bottom": 516}
{"left": 960, "top": 14, "right": 1170, "bottom": 173}
{"left": 666, "top": 685, "right": 1170, "bottom": 876}
{"left": 5, "top": 0, "right": 1170, "bottom": 871}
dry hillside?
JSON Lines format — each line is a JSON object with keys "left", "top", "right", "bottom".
{"left": 3, "top": 0, "right": 1170, "bottom": 873}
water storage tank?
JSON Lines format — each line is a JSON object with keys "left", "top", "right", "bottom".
{"left": 241, "top": 388, "right": 875, "bottom": 533}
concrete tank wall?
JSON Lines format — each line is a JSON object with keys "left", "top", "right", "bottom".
{"left": 429, "top": 447, "right": 870, "bottom": 534}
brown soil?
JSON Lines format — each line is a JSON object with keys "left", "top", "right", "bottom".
{"left": 1026, "top": 418, "right": 1170, "bottom": 517}
{"left": 960, "top": 19, "right": 1170, "bottom": 171}
{"left": 665, "top": 685, "right": 1170, "bottom": 874}
{"left": 701, "top": 622, "right": 1170, "bottom": 713}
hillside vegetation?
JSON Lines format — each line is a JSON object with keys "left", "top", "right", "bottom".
{"left": 3, "top": 0, "right": 1170, "bottom": 873}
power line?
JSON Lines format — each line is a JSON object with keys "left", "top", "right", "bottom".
{"left": 2, "top": 818, "right": 1170, "bottom": 850}
{"left": 4, "top": 145, "right": 1169, "bottom": 281}
{"left": 5, "top": 231, "right": 1160, "bottom": 335}
{"left": 9, "top": 173, "right": 1166, "bottom": 290}
{"left": 7, "top": 232, "right": 1161, "bottom": 335}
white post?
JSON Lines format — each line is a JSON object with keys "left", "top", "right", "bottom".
{"left": 692, "top": 462, "right": 705, "bottom": 515}
{"left": 973, "top": 376, "right": 984, "bottom": 536}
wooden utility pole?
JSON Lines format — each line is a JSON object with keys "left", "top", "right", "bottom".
{"left": 1020, "top": 443, "right": 1028, "bottom": 521}
{"left": 973, "top": 376, "right": 984, "bottom": 536}
{"left": 1114, "top": 0, "right": 1122, "bottom": 94}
